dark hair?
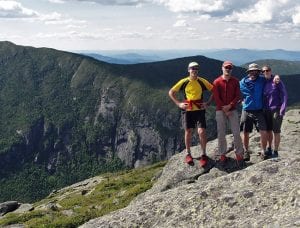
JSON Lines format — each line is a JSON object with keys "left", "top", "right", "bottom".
{"left": 262, "top": 65, "right": 271, "bottom": 71}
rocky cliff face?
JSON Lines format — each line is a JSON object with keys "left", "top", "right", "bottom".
{"left": 0, "top": 42, "right": 186, "bottom": 178}
{"left": 80, "top": 109, "right": 300, "bottom": 228}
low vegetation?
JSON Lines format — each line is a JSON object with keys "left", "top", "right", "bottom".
{"left": 0, "top": 161, "right": 166, "bottom": 227}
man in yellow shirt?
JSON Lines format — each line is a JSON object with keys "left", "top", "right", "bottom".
{"left": 168, "top": 62, "right": 213, "bottom": 167}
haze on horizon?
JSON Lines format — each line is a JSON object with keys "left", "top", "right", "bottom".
{"left": 1, "top": 0, "right": 300, "bottom": 51}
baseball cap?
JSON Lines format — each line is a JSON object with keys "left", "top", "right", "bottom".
{"left": 222, "top": 61, "right": 233, "bottom": 67}
{"left": 188, "top": 62, "right": 199, "bottom": 68}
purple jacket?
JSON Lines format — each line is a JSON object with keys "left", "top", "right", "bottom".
{"left": 263, "top": 75, "right": 288, "bottom": 116}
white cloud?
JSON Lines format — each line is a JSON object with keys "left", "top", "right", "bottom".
{"left": 41, "top": 13, "right": 86, "bottom": 26}
{"left": 68, "top": 0, "right": 150, "bottom": 5}
{"left": 154, "top": 0, "right": 300, "bottom": 26}
{"left": 155, "top": 0, "right": 224, "bottom": 13}
{"left": 48, "top": 0, "right": 65, "bottom": 3}
{"left": 292, "top": 6, "right": 300, "bottom": 25}
{"left": 34, "top": 29, "right": 153, "bottom": 41}
{"left": 65, "top": 24, "right": 86, "bottom": 29}
{"left": 36, "top": 31, "right": 104, "bottom": 39}
{"left": 195, "top": 14, "right": 211, "bottom": 21}
{"left": 55, "top": 0, "right": 300, "bottom": 27}
{"left": 39, "top": 12, "right": 63, "bottom": 22}
{"left": 0, "top": 0, "right": 38, "bottom": 18}
{"left": 0, "top": 1, "right": 87, "bottom": 29}
{"left": 176, "top": 14, "right": 189, "bottom": 19}
{"left": 226, "top": 0, "right": 273, "bottom": 23}
{"left": 173, "top": 19, "right": 189, "bottom": 27}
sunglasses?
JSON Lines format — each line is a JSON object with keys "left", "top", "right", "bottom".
{"left": 262, "top": 69, "right": 270, "bottom": 73}
{"left": 189, "top": 67, "right": 199, "bottom": 71}
{"left": 224, "top": 66, "right": 233, "bottom": 70}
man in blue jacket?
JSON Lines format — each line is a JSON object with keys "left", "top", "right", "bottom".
{"left": 240, "top": 63, "right": 268, "bottom": 160}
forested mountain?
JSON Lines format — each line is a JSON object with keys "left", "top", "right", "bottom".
{"left": 0, "top": 41, "right": 299, "bottom": 203}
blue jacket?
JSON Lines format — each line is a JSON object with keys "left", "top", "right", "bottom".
{"left": 240, "top": 75, "right": 266, "bottom": 111}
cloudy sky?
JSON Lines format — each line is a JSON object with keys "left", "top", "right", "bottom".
{"left": 1, "top": 0, "right": 300, "bottom": 51}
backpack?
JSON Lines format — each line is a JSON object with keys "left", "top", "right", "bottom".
{"left": 179, "top": 77, "right": 208, "bottom": 99}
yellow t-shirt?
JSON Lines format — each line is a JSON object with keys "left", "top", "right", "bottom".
{"left": 171, "top": 76, "right": 213, "bottom": 111}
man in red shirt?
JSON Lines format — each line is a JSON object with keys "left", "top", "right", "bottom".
{"left": 212, "top": 61, "right": 245, "bottom": 167}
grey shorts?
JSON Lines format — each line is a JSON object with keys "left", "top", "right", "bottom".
{"left": 240, "top": 109, "right": 267, "bottom": 132}
{"left": 182, "top": 110, "right": 206, "bottom": 129}
{"left": 264, "top": 109, "right": 283, "bottom": 133}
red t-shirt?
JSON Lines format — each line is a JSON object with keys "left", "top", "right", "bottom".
{"left": 212, "top": 75, "right": 241, "bottom": 111}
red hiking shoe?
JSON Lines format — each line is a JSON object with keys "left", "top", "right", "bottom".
{"left": 199, "top": 154, "right": 208, "bottom": 167}
{"left": 185, "top": 154, "right": 194, "bottom": 165}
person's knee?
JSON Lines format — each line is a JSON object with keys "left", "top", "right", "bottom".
{"left": 185, "top": 129, "right": 192, "bottom": 135}
{"left": 260, "top": 130, "right": 267, "bottom": 137}
{"left": 198, "top": 128, "right": 206, "bottom": 138}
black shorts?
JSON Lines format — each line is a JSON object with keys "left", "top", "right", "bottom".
{"left": 264, "top": 109, "right": 283, "bottom": 133}
{"left": 240, "top": 110, "right": 267, "bottom": 133}
{"left": 182, "top": 110, "right": 206, "bottom": 129}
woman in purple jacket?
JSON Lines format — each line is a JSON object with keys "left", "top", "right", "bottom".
{"left": 262, "top": 66, "right": 288, "bottom": 158}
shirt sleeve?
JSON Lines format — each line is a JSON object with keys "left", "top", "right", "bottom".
{"left": 279, "top": 82, "right": 288, "bottom": 116}
{"left": 171, "top": 78, "right": 187, "bottom": 92}
{"left": 240, "top": 78, "right": 251, "bottom": 98}
{"left": 199, "top": 77, "right": 213, "bottom": 91}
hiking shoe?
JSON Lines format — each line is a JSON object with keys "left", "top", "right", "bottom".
{"left": 267, "top": 147, "right": 273, "bottom": 155}
{"left": 244, "top": 151, "right": 250, "bottom": 161}
{"left": 185, "top": 154, "right": 194, "bottom": 165}
{"left": 273, "top": 150, "right": 279, "bottom": 158}
{"left": 261, "top": 151, "right": 271, "bottom": 160}
{"left": 236, "top": 154, "right": 246, "bottom": 168}
{"left": 199, "top": 154, "right": 208, "bottom": 167}
{"left": 265, "top": 149, "right": 272, "bottom": 157}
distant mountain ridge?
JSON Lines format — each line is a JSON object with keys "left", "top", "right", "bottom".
{"left": 80, "top": 53, "right": 133, "bottom": 64}
{"left": 79, "top": 48, "right": 300, "bottom": 66}
{"left": 242, "top": 59, "right": 300, "bottom": 75}
{"left": 202, "top": 48, "right": 300, "bottom": 65}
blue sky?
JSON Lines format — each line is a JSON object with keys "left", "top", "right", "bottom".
{"left": 1, "top": 0, "right": 300, "bottom": 51}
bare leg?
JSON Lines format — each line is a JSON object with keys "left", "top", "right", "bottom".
{"left": 267, "top": 130, "right": 273, "bottom": 149}
{"left": 242, "top": 132, "right": 250, "bottom": 151}
{"left": 274, "top": 133, "right": 280, "bottom": 151}
{"left": 260, "top": 130, "right": 268, "bottom": 153}
{"left": 185, "top": 128, "right": 192, "bottom": 153}
{"left": 197, "top": 127, "right": 207, "bottom": 155}
{"left": 242, "top": 131, "right": 250, "bottom": 161}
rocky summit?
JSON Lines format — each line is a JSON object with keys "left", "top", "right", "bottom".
{"left": 81, "top": 109, "right": 300, "bottom": 228}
